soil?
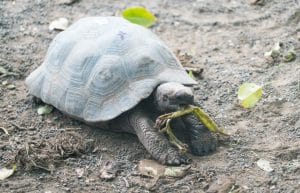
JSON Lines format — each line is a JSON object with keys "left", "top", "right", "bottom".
{"left": 1, "top": 0, "right": 300, "bottom": 192}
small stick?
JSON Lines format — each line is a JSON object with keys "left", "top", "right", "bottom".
{"left": 0, "top": 127, "right": 9, "bottom": 135}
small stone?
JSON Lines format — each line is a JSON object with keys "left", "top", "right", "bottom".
{"left": 75, "top": 168, "right": 84, "bottom": 178}
{"left": 6, "top": 84, "right": 16, "bottom": 90}
{"left": 2, "top": 81, "right": 8, "bottom": 86}
{"left": 49, "top": 18, "right": 69, "bottom": 31}
{"left": 0, "top": 66, "right": 7, "bottom": 75}
{"left": 257, "top": 159, "right": 274, "bottom": 172}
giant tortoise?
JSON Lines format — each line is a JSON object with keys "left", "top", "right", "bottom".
{"left": 26, "top": 17, "right": 216, "bottom": 165}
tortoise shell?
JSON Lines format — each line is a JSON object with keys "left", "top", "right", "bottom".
{"left": 26, "top": 17, "right": 196, "bottom": 122}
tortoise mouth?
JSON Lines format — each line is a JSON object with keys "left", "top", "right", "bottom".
{"left": 169, "top": 94, "right": 194, "bottom": 106}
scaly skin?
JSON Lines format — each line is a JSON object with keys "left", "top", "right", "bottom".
{"left": 110, "top": 106, "right": 190, "bottom": 165}
{"left": 128, "top": 108, "right": 190, "bottom": 165}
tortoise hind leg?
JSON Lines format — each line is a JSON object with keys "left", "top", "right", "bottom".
{"left": 127, "top": 107, "right": 190, "bottom": 165}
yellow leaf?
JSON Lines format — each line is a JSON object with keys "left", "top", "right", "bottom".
{"left": 238, "top": 83, "right": 263, "bottom": 108}
{"left": 122, "top": 6, "right": 157, "bottom": 28}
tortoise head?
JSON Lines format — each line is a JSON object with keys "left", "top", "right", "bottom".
{"left": 154, "top": 82, "right": 194, "bottom": 113}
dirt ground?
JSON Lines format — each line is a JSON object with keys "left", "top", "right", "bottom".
{"left": 1, "top": 0, "right": 300, "bottom": 192}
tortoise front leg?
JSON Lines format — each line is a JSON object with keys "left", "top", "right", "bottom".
{"left": 128, "top": 108, "right": 190, "bottom": 165}
{"left": 181, "top": 114, "right": 217, "bottom": 156}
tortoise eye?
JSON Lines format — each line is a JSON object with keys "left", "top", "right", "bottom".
{"left": 162, "top": 95, "right": 168, "bottom": 101}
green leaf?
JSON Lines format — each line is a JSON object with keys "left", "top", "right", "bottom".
{"left": 283, "top": 51, "right": 296, "bottom": 62}
{"left": 238, "top": 83, "right": 263, "bottom": 108}
{"left": 192, "top": 107, "right": 227, "bottom": 135}
{"left": 188, "top": 70, "right": 196, "bottom": 79}
{"left": 37, "top": 105, "right": 53, "bottom": 115}
{"left": 122, "top": 6, "right": 157, "bottom": 27}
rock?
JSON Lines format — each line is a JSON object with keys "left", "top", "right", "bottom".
{"left": 49, "top": 18, "right": 69, "bottom": 31}
{"left": 257, "top": 159, "right": 274, "bottom": 172}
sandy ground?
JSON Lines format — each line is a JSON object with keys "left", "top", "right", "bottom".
{"left": 1, "top": 0, "right": 300, "bottom": 192}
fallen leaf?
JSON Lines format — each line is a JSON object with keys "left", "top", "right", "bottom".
{"left": 164, "top": 165, "right": 190, "bottom": 177}
{"left": 257, "top": 159, "right": 273, "bottom": 172}
{"left": 138, "top": 159, "right": 190, "bottom": 178}
{"left": 49, "top": 18, "right": 69, "bottom": 31}
{"left": 238, "top": 83, "right": 263, "bottom": 108}
{"left": 122, "top": 7, "right": 157, "bottom": 27}
{"left": 283, "top": 51, "right": 296, "bottom": 62}
{"left": 0, "top": 165, "right": 16, "bottom": 180}
{"left": 37, "top": 105, "right": 53, "bottom": 115}
{"left": 138, "top": 159, "right": 165, "bottom": 178}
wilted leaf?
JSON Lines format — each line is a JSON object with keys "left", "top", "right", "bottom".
{"left": 0, "top": 165, "right": 16, "bottom": 180}
{"left": 257, "top": 159, "right": 273, "bottom": 172}
{"left": 238, "top": 83, "right": 262, "bottom": 108}
{"left": 138, "top": 159, "right": 165, "bottom": 178}
{"left": 155, "top": 105, "right": 227, "bottom": 152}
{"left": 122, "top": 6, "right": 157, "bottom": 27}
{"left": 192, "top": 107, "right": 227, "bottom": 135}
{"left": 138, "top": 159, "right": 190, "bottom": 178}
{"left": 37, "top": 105, "right": 53, "bottom": 115}
{"left": 49, "top": 17, "right": 69, "bottom": 31}
{"left": 283, "top": 51, "right": 296, "bottom": 62}
{"left": 164, "top": 165, "right": 190, "bottom": 177}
